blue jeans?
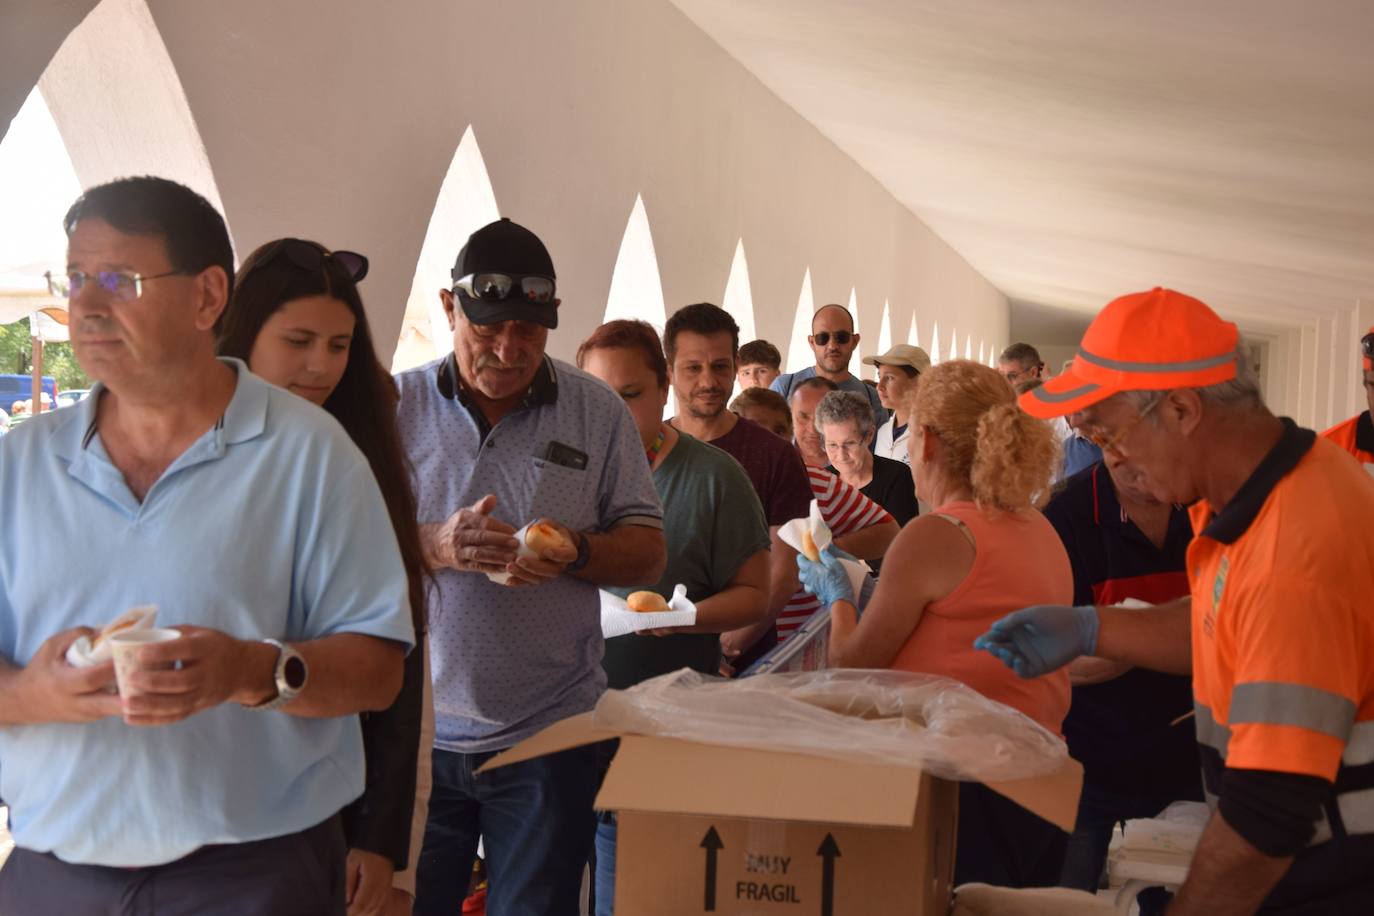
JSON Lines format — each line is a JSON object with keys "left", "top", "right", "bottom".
{"left": 1060, "top": 782, "right": 1182, "bottom": 916}
{"left": 593, "top": 813, "right": 617, "bottom": 916}
{"left": 414, "top": 742, "right": 603, "bottom": 916}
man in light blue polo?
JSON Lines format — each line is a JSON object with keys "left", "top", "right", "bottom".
{"left": 398, "top": 218, "right": 666, "bottom": 916}
{"left": 771, "top": 303, "right": 887, "bottom": 432}
{"left": 0, "top": 177, "right": 414, "bottom": 915}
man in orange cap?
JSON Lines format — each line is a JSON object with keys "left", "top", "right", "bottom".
{"left": 1319, "top": 326, "right": 1374, "bottom": 469}
{"left": 976, "top": 288, "right": 1374, "bottom": 914}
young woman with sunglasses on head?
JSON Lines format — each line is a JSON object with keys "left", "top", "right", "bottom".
{"left": 217, "top": 238, "right": 430, "bottom": 916}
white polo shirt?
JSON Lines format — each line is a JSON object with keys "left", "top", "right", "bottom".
{"left": 0, "top": 360, "right": 415, "bottom": 867}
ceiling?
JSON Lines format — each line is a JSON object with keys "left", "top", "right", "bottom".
{"left": 669, "top": 0, "right": 1374, "bottom": 344}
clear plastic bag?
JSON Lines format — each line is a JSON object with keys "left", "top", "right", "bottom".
{"left": 592, "top": 668, "right": 1068, "bottom": 782}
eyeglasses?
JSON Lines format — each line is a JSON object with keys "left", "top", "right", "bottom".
{"left": 824, "top": 439, "right": 865, "bottom": 455}
{"left": 812, "top": 331, "right": 852, "bottom": 347}
{"left": 454, "top": 273, "right": 556, "bottom": 304}
{"left": 252, "top": 238, "right": 368, "bottom": 282}
{"left": 46, "top": 269, "right": 190, "bottom": 303}
{"left": 1084, "top": 394, "right": 1164, "bottom": 456}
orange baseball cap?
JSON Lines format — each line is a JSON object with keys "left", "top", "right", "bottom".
{"left": 1019, "top": 287, "right": 1240, "bottom": 419}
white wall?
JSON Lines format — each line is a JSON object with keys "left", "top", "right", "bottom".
{"left": 1, "top": 0, "right": 1010, "bottom": 368}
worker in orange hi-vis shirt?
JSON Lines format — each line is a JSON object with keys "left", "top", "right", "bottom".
{"left": 974, "top": 288, "right": 1374, "bottom": 916}
{"left": 1319, "top": 326, "right": 1374, "bottom": 470}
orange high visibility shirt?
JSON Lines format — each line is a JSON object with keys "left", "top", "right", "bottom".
{"left": 1189, "top": 422, "right": 1374, "bottom": 845}
{"left": 1321, "top": 410, "right": 1374, "bottom": 468}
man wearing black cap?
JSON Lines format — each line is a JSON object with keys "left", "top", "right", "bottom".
{"left": 394, "top": 218, "right": 666, "bottom": 916}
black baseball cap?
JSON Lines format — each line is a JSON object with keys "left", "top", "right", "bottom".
{"left": 451, "top": 218, "right": 559, "bottom": 328}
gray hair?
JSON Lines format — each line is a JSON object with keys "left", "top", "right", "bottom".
{"left": 1119, "top": 341, "right": 1265, "bottom": 415}
{"left": 813, "top": 390, "right": 875, "bottom": 437}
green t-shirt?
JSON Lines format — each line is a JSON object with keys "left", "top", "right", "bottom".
{"left": 603, "top": 432, "right": 771, "bottom": 689}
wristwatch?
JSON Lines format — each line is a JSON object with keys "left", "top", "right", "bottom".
{"left": 568, "top": 530, "right": 592, "bottom": 572}
{"left": 246, "top": 639, "right": 308, "bottom": 711}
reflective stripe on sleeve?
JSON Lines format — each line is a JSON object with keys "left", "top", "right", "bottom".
{"left": 1345, "top": 720, "right": 1374, "bottom": 767}
{"left": 1338, "top": 786, "right": 1374, "bottom": 835}
{"left": 1228, "top": 682, "right": 1356, "bottom": 742}
{"left": 1196, "top": 702, "right": 1231, "bottom": 757}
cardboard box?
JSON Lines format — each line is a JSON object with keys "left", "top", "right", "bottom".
{"left": 483, "top": 710, "right": 1083, "bottom": 915}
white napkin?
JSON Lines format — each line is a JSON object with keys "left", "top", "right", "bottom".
{"left": 486, "top": 521, "right": 539, "bottom": 586}
{"left": 600, "top": 584, "right": 697, "bottom": 638}
{"left": 779, "top": 500, "right": 869, "bottom": 602}
{"left": 65, "top": 605, "right": 158, "bottom": 668}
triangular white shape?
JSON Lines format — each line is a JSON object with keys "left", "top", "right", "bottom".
{"left": 847, "top": 287, "right": 861, "bottom": 371}
{"left": 978, "top": 341, "right": 986, "bottom": 364}
{"left": 877, "top": 300, "right": 893, "bottom": 357}
{"left": 395, "top": 125, "right": 501, "bottom": 372}
{"left": 930, "top": 320, "right": 942, "bottom": 364}
{"left": 722, "top": 239, "right": 756, "bottom": 345}
{"left": 0, "top": 88, "right": 81, "bottom": 306}
{"left": 786, "top": 268, "right": 816, "bottom": 373}
{"left": 949, "top": 327, "right": 958, "bottom": 364}
{"left": 965, "top": 334, "right": 973, "bottom": 360}
{"left": 908, "top": 314, "right": 919, "bottom": 348}
{"left": 605, "top": 195, "right": 667, "bottom": 329}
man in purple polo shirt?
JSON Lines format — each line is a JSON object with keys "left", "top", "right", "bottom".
{"left": 395, "top": 218, "right": 665, "bottom": 916}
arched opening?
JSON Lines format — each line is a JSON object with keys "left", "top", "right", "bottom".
{"left": 392, "top": 125, "right": 500, "bottom": 372}
{"left": 785, "top": 268, "right": 815, "bottom": 373}
{"left": 847, "top": 287, "right": 861, "bottom": 373}
{"left": 876, "top": 300, "right": 893, "bottom": 360}
{"left": 604, "top": 194, "right": 666, "bottom": 329}
{"left": 908, "top": 314, "right": 919, "bottom": 348}
{"left": 930, "top": 320, "right": 941, "bottom": 364}
{"left": 722, "top": 239, "right": 756, "bottom": 344}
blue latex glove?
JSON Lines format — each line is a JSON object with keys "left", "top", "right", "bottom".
{"left": 973, "top": 605, "right": 1099, "bottom": 679}
{"left": 796, "top": 546, "right": 855, "bottom": 607}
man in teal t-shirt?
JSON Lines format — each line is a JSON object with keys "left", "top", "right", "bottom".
{"left": 604, "top": 432, "right": 771, "bottom": 687}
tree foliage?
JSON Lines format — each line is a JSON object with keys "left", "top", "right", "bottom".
{"left": 0, "top": 318, "right": 91, "bottom": 390}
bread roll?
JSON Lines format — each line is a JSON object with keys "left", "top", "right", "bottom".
{"left": 91, "top": 608, "right": 148, "bottom": 650}
{"left": 526, "top": 521, "right": 572, "bottom": 554}
{"left": 626, "top": 591, "right": 670, "bottom": 613}
{"left": 800, "top": 530, "right": 820, "bottom": 562}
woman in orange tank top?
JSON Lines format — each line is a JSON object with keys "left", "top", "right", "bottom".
{"left": 798, "top": 359, "right": 1073, "bottom": 890}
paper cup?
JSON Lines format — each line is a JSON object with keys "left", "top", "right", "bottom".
{"left": 109, "top": 627, "right": 182, "bottom": 700}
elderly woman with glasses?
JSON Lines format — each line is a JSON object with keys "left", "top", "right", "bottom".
{"left": 815, "top": 390, "right": 920, "bottom": 573}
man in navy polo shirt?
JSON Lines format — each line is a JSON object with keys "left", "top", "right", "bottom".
{"left": 398, "top": 218, "right": 665, "bottom": 916}
{"left": 1043, "top": 455, "right": 1201, "bottom": 913}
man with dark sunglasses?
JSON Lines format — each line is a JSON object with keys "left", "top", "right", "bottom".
{"left": 1320, "top": 326, "right": 1374, "bottom": 471}
{"left": 394, "top": 217, "right": 665, "bottom": 916}
{"left": 770, "top": 303, "right": 886, "bottom": 434}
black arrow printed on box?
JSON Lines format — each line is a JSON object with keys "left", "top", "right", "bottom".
{"left": 701, "top": 826, "right": 724, "bottom": 912}
{"left": 818, "top": 833, "right": 841, "bottom": 916}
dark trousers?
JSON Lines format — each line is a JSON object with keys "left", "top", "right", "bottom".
{"left": 956, "top": 782, "right": 1068, "bottom": 889}
{"left": 414, "top": 743, "right": 602, "bottom": 916}
{"left": 0, "top": 815, "right": 346, "bottom": 916}
{"left": 1059, "top": 782, "right": 1187, "bottom": 916}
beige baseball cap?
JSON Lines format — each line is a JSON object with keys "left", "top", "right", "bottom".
{"left": 862, "top": 344, "right": 932, "bottom": 374}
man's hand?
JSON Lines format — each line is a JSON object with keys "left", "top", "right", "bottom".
{"left": 0, "top": 627, "right": 122, "bottom": 726}
{"left": 503, "top": 518, "right": 579, "bottom": 587}
{"left": 423, "top": 495, "right": 519, "bottom": 575}
{"left": 119, "top": 626, "right": 275, "bottom": 726}
{"left": 345, "top": 847, "right": 397, "bottom": 916}
{"left": 974, "top": 605, "right": 1100, "bottom": 678}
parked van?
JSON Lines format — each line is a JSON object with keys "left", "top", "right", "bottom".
{"left": 0, "top": 375, "right": 57, "bottom": 413}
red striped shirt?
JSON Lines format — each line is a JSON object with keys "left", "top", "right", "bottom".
{"left": 776, "top": 466, "right": 893, "bottom": 638}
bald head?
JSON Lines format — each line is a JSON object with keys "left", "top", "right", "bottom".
{"left": 809, "top": 304, "right": 859, "bottom": 377}
{"left": 811, "top": 303, "right": 854, "bottom": 334}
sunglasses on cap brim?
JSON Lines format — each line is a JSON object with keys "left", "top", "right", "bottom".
{"left": 252, "top": 238, "right": 369, "bottom": 282}
{"left": 812, "top": 331, "right": 852, "bottom": 347}
{"left": 453, "top": 272, "right": 556, "bottom": 305}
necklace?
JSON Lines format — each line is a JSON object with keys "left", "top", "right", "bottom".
{"left": 646, "top": 425, "right": 668, "bottom": 466}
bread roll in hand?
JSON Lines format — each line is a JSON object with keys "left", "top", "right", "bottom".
{"left": 626, "top": 591, "right": 670, "bottom": 613}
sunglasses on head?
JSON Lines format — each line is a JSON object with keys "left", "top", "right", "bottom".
{"left": 453, "top": 272, "right": 556, "bottom": 304}
{"left": 253, "top": 239, "right": 369, "bottom": 283}
{"left": 812, "top": 330, "right": 852, "bottom": 347}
